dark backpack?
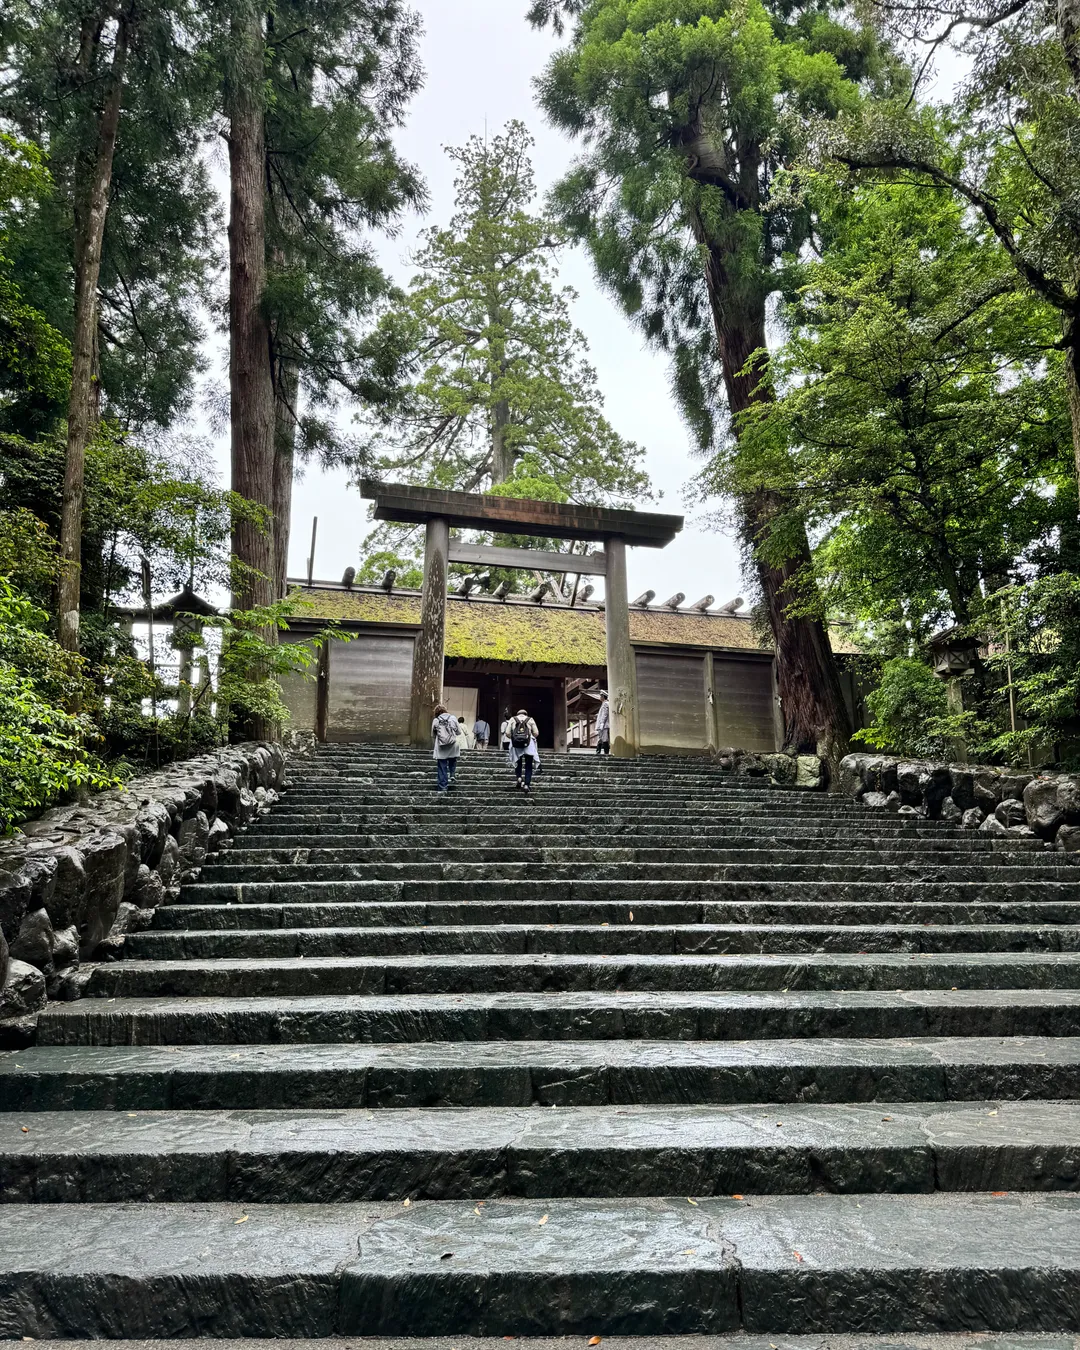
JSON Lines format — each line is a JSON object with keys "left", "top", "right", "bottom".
{"left": 510, "top": 716, "right": 531, "bottom": 749}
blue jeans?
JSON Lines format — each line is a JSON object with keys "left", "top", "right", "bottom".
{"left": 436, "top": 756, "right": 458, "bottom": 791}
{"left": 515, "top": 756, "right": 534, "bottom": 787}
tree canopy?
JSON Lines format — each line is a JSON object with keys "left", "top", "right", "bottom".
{"left": 362, "top": 121, "right": 650, "bottom": 505}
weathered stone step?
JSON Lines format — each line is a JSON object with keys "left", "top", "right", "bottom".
{"left": 0, "top": 1339, "right": 1063, "bottom": 1350}
{"left": 208, "top": 848, "right": 1063, "bottom": 873}
{"left": 230, "top": 829, "right": 1033, "bottom": 852}
{"left": 123, "top": 923, "right": 1080, "bottom": 961}
{"left": 155, "top": 898, "right": 1080, "bottom": 930}
{"left": 195, "top": 864, "right": 1069, "bottom": 896}
{"left": 4, "top": 1100, "right": 1077, "bottom": 1203}
{"left": 6, "top": 1193, "right": 1080, "bottom": 1337}
{"left": 261, "top": 804, "right": 934, "bottom": 826}
{"left": 273, "top": 795, "right": 861, "bottom": 814}
{"left": 178, "top": 879, "right": 1077, "bottom": 908}
{"left": 37, "top": 988, "right": 1080, "bottom": 1047}
{"left": 4, "top": 1036, "right": 1079, "bottom": 1110}
{"left": 80, "top": 951, "right": 1080, "bottom": 999}
{"left": 251, "top": 818, "right": 1023, "bottom": 842}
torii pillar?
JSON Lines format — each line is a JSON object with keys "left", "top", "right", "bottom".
{"left": 408, "top": 517, "right": 449, "bottom": 744}
{"left": 604, "top": 537, "right": 636, "bottom": 757}
{"left": 360, "top": 481, "right": 683, "bottom": 757}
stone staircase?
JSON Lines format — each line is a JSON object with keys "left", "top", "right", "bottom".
{"left": 5, "top": 743, "right": 1080, "bottom": 1340}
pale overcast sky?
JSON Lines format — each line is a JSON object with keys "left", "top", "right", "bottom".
{"left": 282, "top": 1, "right": 745, "bottom": 605}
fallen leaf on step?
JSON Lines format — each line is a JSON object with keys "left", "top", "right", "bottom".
{"left": 628, "top": 912, "right": 634, "bottom": 921}
{"left": 440, "top": 1252, "right": 453, "bottom": 1260}
{"left": 403, "top": 1198, "right": 411, "bottom": 1206}
{"left": 588, "top": 1337, "right": 602, "bottom": 1345}
{"left": 732, "top": 1194, "right": 743, "bottom": 1200}
{"left": 881, "top": 1116, "right": 893, "bottom": 1122}
{"left": 538, "top": 1214, "right": 549, "bottom": 1225}
{"left": 682, "top": 1248, "right": 697, "bottom": 1256}
{"left": 235, "top": 1215, "right": 249, "bottom": 1224}
{"left": 687, "top": 1197, "right": 698, "bottom": 1206}
{"left": 793, "top": 1250, "right": 804, "bottom": 1262}
{"left": 991, "top": 1191, "right": 1009, "bottom": 1198}
{"left": 20, "top": 1126, "right": 28, "bottom": 1133}
{"left": 988, "top": 1109, "right": 998, "bottom": 1116}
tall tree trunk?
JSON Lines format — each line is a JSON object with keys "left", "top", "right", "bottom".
{"left": 491, "top": 393, "right": 513, "bottom": 484}
{"left": 695, "top": 214, "right": 853, "bottom": 775}
{"left": 1064, "top": 315, "right": 1080, "bottom": 496}
{"left": 272, "top": 357, "right": 299, "bottom": 597}
{"left": 57, "top": 10, "right": 130, "bottom": 653}
{"left": 227, "top": 0, "right": 274, "bottom": 609}
{"left": 226, "top": 0, "right": 276, "bottom": 738}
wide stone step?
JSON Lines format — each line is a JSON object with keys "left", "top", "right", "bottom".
{"left": 37, "top": 988, "right": 1080, "bottom": 1047}
{"left": 178, "top": 880, "right": 1072, "bottom": 907}
{"left": 255, "top": 810, "right": 977, "bottom": 831}
{"left": 156, "top": 899, "right": 1080, "bottom": 929}
{"left": 230, "top": 829, "right": 1032, "bottom": 852}
{"left": 80, "top": 951, "right": 1080, "bottom": 998}
{"left": 196, "top": 862, "right": 1068, "bottom": 885}
{"left": 0, "top": 1339, "right": 1062, "bottom": 1350}
{"left": 9, "top": 1192, "right": 1080, "bottom": 1337}
{"left": 205, "top": 847, "right": 1063, "bottom": 872}
{"left": 4, "top": 1036, "right": 1079, "bottom": 1110}
{"left": 272, "top": 796, "right": 863, "bottom": 814}
{"left": 123, "top": 923, "right": 1080, "bottom": 961}
{"left": 4, "top": 1100, "right": 1077, "bottom": 1203}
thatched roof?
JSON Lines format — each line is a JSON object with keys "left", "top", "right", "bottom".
{"left": 282, "top": 584, "right": 864, "bottom": 667}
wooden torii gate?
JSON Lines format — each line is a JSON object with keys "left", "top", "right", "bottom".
{"left": 360, "top": 481, "right": 683, "bottom": 757}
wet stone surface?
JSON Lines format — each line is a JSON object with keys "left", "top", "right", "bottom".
{"left": 7, "top": 744, "right": 1080, "bottom": 1338}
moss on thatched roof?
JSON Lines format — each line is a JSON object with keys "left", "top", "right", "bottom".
{"left": 288, "top": 585, "right": 858, "bottom": 663}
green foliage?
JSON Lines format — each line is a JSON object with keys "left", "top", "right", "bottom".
{"left": 853, "top": 656, "right": 952, "bottom": 759}
{"left": 210, "top": 596, "right": 342, "bottom": 740}
{"left": 0, "top": 577, "right": 116, "bottom": 830}
{"left": 354, "top": 549, "right": 424, "bottom": 589}
{"left": 0, "top": 0, "right": 218, "bottom": 432}
{"left": 829, "top": 0, "right": 1080, "bottom": 488}
{"left": 262, "top": 0, "right": 426, "bottom": 463}
{"left": 361, "top": 121, "right": 649, "bottom": 503}
{"left": 975, "top": 575, "right": 1080, "bottom": 767}
{"left": 0, "top": 134, "right": 71, "bottom": 425}
{"left": 0, "top": 505, "right": 59, "bottom": 601}
{"left": 532, "top": 0, "right": 899, "bottom": 449}
{"left": 712, "top": 174, "right": 1072, "bottom": 645}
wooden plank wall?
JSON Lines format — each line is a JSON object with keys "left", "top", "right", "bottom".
{"left": 636, "top": 651, "right": 708, "bottom": 752}
{"left": 713, "top": 656, "right": 777, "bottom": 752}
{"left": 326, "top": 633, "right": 415, "bottom": 743}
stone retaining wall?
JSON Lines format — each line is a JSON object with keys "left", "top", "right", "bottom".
{"left": 839, "top": 752, "right": 1080, "bottom": 850}
{"left": 0, "top": 741, "right": 299, "bottom": 1045}
{"left": 714, "top": 748, "right": 826, "bottom": 790}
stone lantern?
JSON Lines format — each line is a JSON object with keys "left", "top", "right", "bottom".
{"left": 927, "top": 625, "right": 982, "bottom": 762}
{"left": 156, "top": 586, "right": 219, "bottom": 717}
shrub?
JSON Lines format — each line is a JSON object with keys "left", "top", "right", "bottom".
{"left": 853, "top": 657, "right": 953, "bottom": 760}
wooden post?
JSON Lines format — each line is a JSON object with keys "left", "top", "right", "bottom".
{"left": 604, "top": 537, "right": 638, "bottom": 758}
{"left": 555, "top": 678, "right": 568, "bottom": 752}
{"left": 409, "top": 517, "right": 450, "bottom": 745}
